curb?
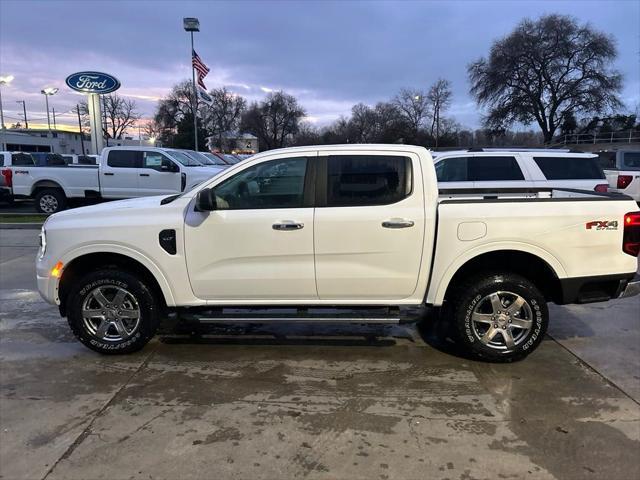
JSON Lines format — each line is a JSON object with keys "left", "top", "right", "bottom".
{"left": 0, "top": 223, "right": 43, "bottom": 230}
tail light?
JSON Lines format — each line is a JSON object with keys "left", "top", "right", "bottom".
{"left": 623, "top": 212, "right": 640, "bottom": 257}
{"left": 617, "top": 175, "right": 633, "bottom": 189}
{"left": 1, "top": 169, "right": 12, "bottom": 188}
{"left": 594, "top": 184, "right": 608, "bottom": 193}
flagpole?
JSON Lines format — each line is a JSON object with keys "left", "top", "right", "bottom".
{"left": 190, "top": 32, "right": 199, "bottom": 151}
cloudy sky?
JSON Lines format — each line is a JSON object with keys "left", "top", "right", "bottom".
{"left": 0, "top": 0, "right": 638, "bottom": 132}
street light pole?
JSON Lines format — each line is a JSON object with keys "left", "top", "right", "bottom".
{"left": 183, "top": 17, "right": 200, "bottom": 151}
{"left": 45, "top": 95, "right": 51, "bottom": 131}
{"left": 0, "top": 75, "right": 14, "bottom": 130}
{"left": 16, "top": 100, "right": 28, "bottom": 129}
{"left": 41, "top": 88, "right": 59, "bottom": 134}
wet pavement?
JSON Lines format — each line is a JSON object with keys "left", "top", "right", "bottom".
{"left": 1, "top": 229, "right": 639, "bottom": 480}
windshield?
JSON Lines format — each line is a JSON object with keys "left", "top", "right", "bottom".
{"left": 224, "top": 154, "right": 240, "bottom": 164}
{"left": 168, "top": 150, "right": 202, "bottom": 167}
{"left": 182, "top": 150, "right": 213, "bottom": 165}
{"left": 203, "top": 152, "right": 229, "bottom": 165}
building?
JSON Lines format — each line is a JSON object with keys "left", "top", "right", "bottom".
{"left": 0, "top": 128, "right": 157, "bottom": 154}
{"left": 206, "top": 131, "right": 258, "bottom": 154}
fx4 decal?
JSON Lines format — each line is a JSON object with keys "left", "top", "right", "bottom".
{"left": 586, "top": 220, "right": 618, "bottom": 231}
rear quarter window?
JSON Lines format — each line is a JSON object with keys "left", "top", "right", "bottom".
{"left": 533, "top": 156, "right": 605, "bottom": 180}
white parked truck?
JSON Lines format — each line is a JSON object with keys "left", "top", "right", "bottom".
{"left": 36, "top": 145, "right": 640, "bottom": 361}
{"left": 598, "top": 150, "right": 640, "bottom": 204}
{"left": 1, "top": 147, "right": 224, "bottom": 213}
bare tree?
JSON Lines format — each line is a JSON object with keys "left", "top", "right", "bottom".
{"left": 81, "top": 93, "right": 140, "bottom": 139}
{"left": 427, "top": 79, "right": 452, "bottom": 147}
{"left": 203, "top": 87, "right": 247, "bottom": 151}
{"left": 468, "top": 14, "right": 622, "bottom": 143}
{"left": 240, "top": 91, "right": 306, "bottom": 150}
{"left": 393, "top": 88, "right": 430, "bottom": 141}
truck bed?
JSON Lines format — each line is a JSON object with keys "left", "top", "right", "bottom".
{"left": 11, "top": 164, "right": 99, "bottom": 198}
{"left": 426, "top": 187, "right": 637, "bottom": 305}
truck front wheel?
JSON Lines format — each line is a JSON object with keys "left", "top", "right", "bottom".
{"left": 448, "top": 272, "right": 548, "bottom": 362}
{"left": 66, "top": 269, "right": 161, "bottom": 354}
{"left": 35, "top": 188, "right": 66, "bottom": 214}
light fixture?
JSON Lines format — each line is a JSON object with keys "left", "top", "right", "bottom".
{"left": 183, "top": 17, "right": 200, "bottom": 32}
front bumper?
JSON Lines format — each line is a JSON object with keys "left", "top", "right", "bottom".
{"left": 37, "top": 272, "right": 59, "bottom": 305}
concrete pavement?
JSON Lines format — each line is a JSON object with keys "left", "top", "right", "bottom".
{"left": 1, "top": 229, "right": 639, "bottom": 480}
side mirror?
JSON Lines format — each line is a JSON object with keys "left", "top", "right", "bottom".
{"left": 161, "top": 159, "right": 179, "bottom": 172}
{"left": 195, "top": 188, "right": 217, "bottom": 211}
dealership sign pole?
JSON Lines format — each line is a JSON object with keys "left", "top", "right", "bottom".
{"left": 65, "top": 72, "right": 120, "bottom": 155}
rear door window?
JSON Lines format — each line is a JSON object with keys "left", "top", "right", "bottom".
{"left": 325, "top": 155, "right": 412, "bottom": 207}
{"left": 533, "top": 156, "right": 605, "bottom": 180}
{"left": 107, "top": 151, "right": 141, "bottom": 168}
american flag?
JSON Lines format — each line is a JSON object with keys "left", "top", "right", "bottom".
{"left": 192, "top": 49, "right": 210, "bottom": 90}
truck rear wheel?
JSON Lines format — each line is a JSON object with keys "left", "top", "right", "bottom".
{"left": 35, "top": 188, "right": 66, "bottom": 214}
{"left": 448, "top": 272, "right": 548, "bottom": 362}
{"left": 66, "top": 269, "right": 161, "bottom": 354}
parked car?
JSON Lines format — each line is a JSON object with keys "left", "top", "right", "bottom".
{"left": 1, "top": 147, "right": 224, "bottom": 213}
{"left": 433, "top": 148, "right": 608, "bottom": 193}
{"left": 201, "top": 152, "right": 232, "bottom": 166}
{"left": 36, "top": 144, "right": 639, "bottom": 361}
{"left": 181, "top": 150, "right": 230, "bottom": 169}
{"left": 597, "top": 150, "right": 640, "bottom": 204}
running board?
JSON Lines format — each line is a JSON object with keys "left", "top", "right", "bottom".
{"left": 196, "top": 317, "right": 401, "bottom": 324}
{"left": 173, "top": 306, "right": 429, "bottom": 325}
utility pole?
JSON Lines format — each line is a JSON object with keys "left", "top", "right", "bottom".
{"left": 52, "top": 107, "right": 57, "bottom": 130}
{"left": 77, "top": 104, "right": 86, "bottom": 155}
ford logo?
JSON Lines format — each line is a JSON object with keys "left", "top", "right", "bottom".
{"left": 65, "top": 71, "right": 121, "bottom": 94}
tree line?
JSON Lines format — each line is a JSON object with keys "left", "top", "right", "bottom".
{"left": 110, "top": 13, "right": 640, "bottom": 150}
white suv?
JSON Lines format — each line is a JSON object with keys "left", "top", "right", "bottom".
{"left": 433, "top": 148, "right": 608, "bottom": 193}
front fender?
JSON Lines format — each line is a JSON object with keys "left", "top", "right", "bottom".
{"left": 57, "top": 243, "right": 176, "bottom": 306}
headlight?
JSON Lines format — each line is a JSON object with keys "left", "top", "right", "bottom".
{"left": 39, "top": 226, "right": 46, "bottom": 259}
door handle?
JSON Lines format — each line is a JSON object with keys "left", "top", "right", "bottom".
{"left": 139, "top": 173, "right": 150, "bottom": 177}
{"left": 103, "top": 172, "right": 114, "bottom": 176}
{"left": 272, "top": 221, "right": 304, "bottom": 231}
{"left": 382, "top": 218, "right": 415, "bottom": 229}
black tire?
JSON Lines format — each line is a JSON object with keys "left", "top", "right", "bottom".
{"left": 66, "top": 269, "right": 161, "bottom": 354}
{"left": 34, "top": 188, "right": 66, "bottom": 214}
{"left": 447, "top": 272, "right": 548, "bottom": 362}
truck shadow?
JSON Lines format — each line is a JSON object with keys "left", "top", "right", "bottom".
{"left": 158, "top": 322, "right": 412, "bottom": 347}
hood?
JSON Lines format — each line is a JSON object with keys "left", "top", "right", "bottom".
{"left": 190, "top": 166, "right": 223, "bottom": 176}
{"left": 48, "top": 195, "right": 173, "bottom": 221}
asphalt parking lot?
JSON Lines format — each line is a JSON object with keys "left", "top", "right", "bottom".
{"left": 1, "top": 229, "right": 639, "bottom": 480}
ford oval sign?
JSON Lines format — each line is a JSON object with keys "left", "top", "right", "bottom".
{"left": 65, "top": 71, "right": 120, "bottom": 94}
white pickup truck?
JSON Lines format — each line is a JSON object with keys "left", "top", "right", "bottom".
{"left": 1, "top": 147, "right": 223, "bottom": 213}
{"left": 36, "top": 144, "right": 640, "bottom": 361}
{"left": 599, "top": 150, "right": 640, "bottom": 204}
